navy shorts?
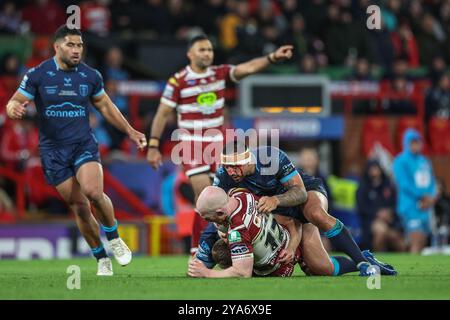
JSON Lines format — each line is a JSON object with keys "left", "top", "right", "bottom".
{"left": 273, "top": 176, "right": 328, "bottom": 223}
{"left": 40, "top": 136, "right": 101, "bottom": 186}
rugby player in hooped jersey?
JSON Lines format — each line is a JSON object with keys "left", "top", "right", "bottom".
{"left": 146, "top": 34, "right": 294, "bottom": 254}
{"left": 188, "top": 186, "right": 353, "bottom": 277}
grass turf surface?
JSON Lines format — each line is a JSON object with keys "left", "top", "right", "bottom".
{"left": 1, "top": 254, "right": 450, "bottom": 300}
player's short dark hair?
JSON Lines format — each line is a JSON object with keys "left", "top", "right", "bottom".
{"left": 187, "top": 34, "right": 210, "bottom": 51}
{"left": 222, "top": 140, "right": 248, "bottom": 155}
{"left": 53, "top": 25, "right": 82, "bottom": 43}
{"left": 212, "top": 239, "right": 232, "bottom": 269}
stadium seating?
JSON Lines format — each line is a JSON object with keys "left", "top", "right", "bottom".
{"left": 362, "top": 117, "right": 396, "bottom": 156}
{"left": 428, "top": 117, "right": 450, "bottom": 155}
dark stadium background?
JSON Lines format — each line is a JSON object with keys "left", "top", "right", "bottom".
{"left": 0, "top": 0, "right": 449, "bottom": 260}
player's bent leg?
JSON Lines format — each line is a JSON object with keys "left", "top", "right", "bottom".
{"left": 189, "top": 173, "right": 213, "bottom": 254}
{"left": 300, "top": 223, "right": 360, "bottom": 276}
{"left": 302, "top": 191, "right": 370, "bottom": 274}
{"left": 76, "top": 161, "right": 132, "bottom": 266}
{"left": 300, "top": 223, "right": 334, "bottom": 276}
{"left": 55, "top": 177, "right": 113, "bottom": 276}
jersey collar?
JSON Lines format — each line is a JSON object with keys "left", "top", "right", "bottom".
{"left": 53, "top": 56, "right": 78, "bottom": 72}
{"left": 185, "top": 65, "right": 214, "bottom": 80}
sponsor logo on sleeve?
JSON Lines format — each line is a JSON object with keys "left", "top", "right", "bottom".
{"left": 228, "top": 230, "right": 241, "bottom": 244}
{"left": 230, "top": 244, "right": 249, "bottom": 255}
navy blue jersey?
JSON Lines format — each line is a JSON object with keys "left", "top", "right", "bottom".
{"left": 18, "top": 57, "right": 105, "bottom": 147}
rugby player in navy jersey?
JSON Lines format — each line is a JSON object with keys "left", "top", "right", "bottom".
{"left": 6, "top": 26, "right": 147, "bottom": 276}
{"left": 201, "top": 141, "right": 397, "bottom": 276}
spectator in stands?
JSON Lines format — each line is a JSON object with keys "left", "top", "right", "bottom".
{"left": 356, "top": 159, "right": 406, "bottom": 252}
{"left": 80, "top": 0, "right": 112, "bottom": 37}
{"left": 380, "top": 0, "right": 401, "bottom": 32}
{"left": 103, "top": 47, "right": 129, "bottom": 81}
{"left": 0, "top": 1, "right": 25, "bottom": 34}
{"left": 348, "top": 58, "right": 373, "bottom": 81}
{"left": 0, "top": 52, "right": 21, "bottom": 76}
{"left": 167, "top": 0, "right": 195, "bottom": 40}
{"left": 428, "top": 56, "right": 447, "bottom": 85}
{"left": 110, "top": 0, "right": 134, "bottom": 33}
{"left": 440, "top": 0, "right": 450, "bottom": 63}
{"left": 425, "top": 73, "right": 450, "bottom": 121}
{"left": 22, "top": 0, "right": 65, "bottom": 35}
{"left": 325, "top": 6, "right": 370, "bottom": 66}
{"left": 416, "top": 13, "right": 444, "bottom": 67}
{"left": 299, "top": 54, "right": 317, "bottom": 74}
{"left": 390, "top": 21, "right": 420, "bottom": 68}
{"left": 393, "top": 129, "right": 437, "bottom": 253}
{"left": 434, "top": 178, "right": 450, "bottom": 246}
{"left": 220, "top": 0, "right": 250, "bottom": 51}
{"left": 25, "top": 36, "right": 52, "bottom": 70}
{"left": 367, "top": 17, "right": 395, "bottom": 70}
{"left": 0, "top": 117, "right": 39, "bottom": 172}
{"left": 407, "top": 0, "right": 424, "bottom": 34}
{"left": 0, "top": 53, "right": 23, "bottom": 111}
{"left": 194, "top": 0, "right": 226, "bottom": 38}
{"left": 258, "top": 4, "right": 283, "bottom": 55}
{"left": 385, "top": 58, "right": 409, "bottom": 80}
{"left": 383, "top": 76, "right": 416, "bottom": 114}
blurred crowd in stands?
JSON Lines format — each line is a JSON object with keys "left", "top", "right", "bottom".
{"left": 0, "top": 0, "right": 449, "bottom": 253}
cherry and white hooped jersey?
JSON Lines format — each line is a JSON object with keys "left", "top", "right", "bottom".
{"left": 160, "top": 65, "right": 237, "bottom": 142}
{"left": 226, "top": 190, "right": 290, "bottom": 276}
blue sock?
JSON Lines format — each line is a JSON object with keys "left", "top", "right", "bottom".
{"left": 101, "top": 220, "right": 119, "bottom": 241}
{"left": 323, "top": 219, "right": 367, "bottom": 266}
{"left": 91, "top": 244, "right": 108, "bottom": 261}
{"left": 330, "top": 256, "right": 359, "bottom": 276}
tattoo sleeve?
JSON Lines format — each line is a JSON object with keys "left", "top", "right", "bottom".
{"left": 275, "top": 180, "right": 308, "bottom": 207}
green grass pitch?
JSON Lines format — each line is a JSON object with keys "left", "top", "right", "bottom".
{"left": 1, "top": 254, "right": 450, "bottom": 300}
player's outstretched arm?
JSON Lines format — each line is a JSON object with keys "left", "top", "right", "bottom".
{"left": 6, "top": 92, "right": 29, "bottom": 120}
{"left": 146, "top": 103, "right": 175, "bottom": 169}
{"left": 91, "top": 93, "right": 147, "bottom": 150}
{"left": 188, "top": 257, "right": 253, "bottom": 278}
{"left": 233, "top": 45, "right": 293, "bottom": 81}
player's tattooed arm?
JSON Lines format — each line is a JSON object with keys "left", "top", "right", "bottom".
{"left": 276, "top": 174, "right": 308, "bottom": 207}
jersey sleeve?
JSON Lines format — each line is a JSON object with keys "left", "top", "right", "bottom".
{"left": 228, "top": 229, "right": 253, "bottom": 261}
{"left": 276, "top": 148, "right": 299, "bottom": 184}
{"left": 92, "top": 70, "right": 105, "bottom": 98}
{"left": 160, "top": 76, "right": 180, "bottom": 108}
{"left": 219, "top": 64, "right": 238, "bottom": 83}
{"left": 18, "top": 68, "right": 39, "bottom": 100}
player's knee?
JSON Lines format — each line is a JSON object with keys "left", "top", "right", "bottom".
{"left": 68, "top": 200, "right": 90, "bottom": 216}
{"left": 84, "top": 188, "right": 104, "bottom": 203}
{"left": 304, "top": 206, "right": 332, "bottom": 228}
